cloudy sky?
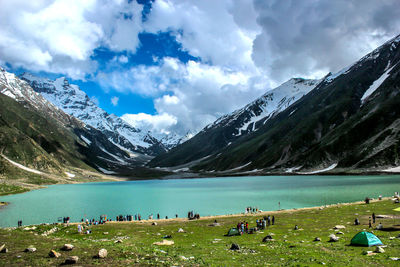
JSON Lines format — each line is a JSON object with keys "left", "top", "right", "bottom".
{"left": 1, "top": 0, "right": 400, "bottom": 136}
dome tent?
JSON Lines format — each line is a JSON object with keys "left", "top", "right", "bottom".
{"left": 350, "top": 231, "right": 383, "bottom": 247}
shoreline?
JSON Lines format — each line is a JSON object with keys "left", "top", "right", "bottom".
{"left": 5, "top": 197, "right": 391, "bottom": 229}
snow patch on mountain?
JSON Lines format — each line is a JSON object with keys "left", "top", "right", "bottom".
{"left": 361, "top": 62, "right": 397, "bottom": 102}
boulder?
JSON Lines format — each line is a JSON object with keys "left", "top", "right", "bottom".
{"left": 262, "top": 235, "right": 274, "bottom": 242}
{"left": 61, "top": 244, "right": 74, "bottom": 251}
{"left": 152, "top": 222, "right": 157, "bottom": 226}
{"left": 329, "top": 234, "right": 339, "bottom": 242}
{"left": 25, "top": 246, "right": 36, "bottom": 253}
{"left": 98, "top": 248, "right": 108, "bottom": 258}
{"left": 336, "top": 231, "right": 344, "bottom": 235}
{"left": 375, "top": 246, "right": 385, "bottom": 253}
{"left": 0, "top": 244, "right": 7, "bottom": 253}
{"left": 177, "top": 228, "right": 185, "bottom": 233}
{"left": 49, "top": 250, "right": 61, "bottom": 258}
{"left": 314, "top": 237, "right": 321, "bottom": 242}
{"left": 333, "top": 225, "right": 346, "bottom": 230}
{"left": 230, "top": 243, "right": 240, "bottom": 251}
{"left": 153, "top": 240, "right": 174, "bottom": 246}
{"left": 65, "top": 256, "right": 79, "bottom": 264}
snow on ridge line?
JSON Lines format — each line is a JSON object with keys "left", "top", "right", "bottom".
{"left": 1, "top": 154, "right": 43, "bottom": 175}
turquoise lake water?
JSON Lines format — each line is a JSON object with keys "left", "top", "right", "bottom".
{"left": 1, "top": 175, "right": 400, "bottom": 227}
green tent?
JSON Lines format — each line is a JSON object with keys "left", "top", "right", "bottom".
{"left": 226, "top": 228, "right": 241, "bottom": 236}
{"left": 350, "top": 231, "right": 383, "bottom": 247}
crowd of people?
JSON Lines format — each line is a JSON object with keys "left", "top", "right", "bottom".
{"left": 236, "top": 215, "right": 276, "bottom": 234}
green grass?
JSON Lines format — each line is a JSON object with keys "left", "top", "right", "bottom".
{"left": 1, "top": 199, "right": 400, "bottom": 266}
{"left": 0, "top": 184, "right": 29, "bottom": 196}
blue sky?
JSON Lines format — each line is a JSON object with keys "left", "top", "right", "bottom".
{"left": 1, "top": 0, "right": 400, "bottom": 136}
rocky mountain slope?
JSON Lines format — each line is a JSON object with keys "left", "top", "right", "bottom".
{"left": 150, "top": 34, "right": 400, "bottom": 174}
{"left": 20, "top": 74, "right": 167, "bottom": 156}
{"left": 0, "top": 68, "right": 153, "bottom": 176}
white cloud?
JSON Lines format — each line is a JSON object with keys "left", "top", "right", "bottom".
{"left": 121, "top": 113, "right": 178, "bottom": 135}
{"left": 144, "top": 0, "right": 260, "bottom": 72}
{"left": 90, "top": 95, "right": 99, "bottom": 105}
{"left": 98, "top": 57, "right": 270, "bottom": 135}
{"left": 0, "top": 0, "right": 143, "bottom": 79}
{"left": 111, "top": 96, "right": 119, "bottom": 106}
{"left": 251, "top": 0, "right": 400, "bottom": 82}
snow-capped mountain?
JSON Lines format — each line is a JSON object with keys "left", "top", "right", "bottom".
{"left": 205, "top": 78, "right": 321, "bottom": 135}
{"left": 158, "top": 131, "right": 195, "bottom": 150}
{"left": 0, "top": 67, "right": 149, "bottom": 173}
{"left": 149, "top": 77, "right": 321, "bottom": 167}
{"left": 151, "top": 33, "right": 400, "bottom": 173}
{"left": 20, "top": 73, "right": 166, "bottom": 156}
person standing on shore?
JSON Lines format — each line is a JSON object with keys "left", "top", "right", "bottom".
{"left": 272, "top": 216, "right": 275, "bottom": 225}
{"left": 372, "top": 213, "right": 376, "bottom": 224}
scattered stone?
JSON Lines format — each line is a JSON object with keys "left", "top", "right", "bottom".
{"left": 375, "top": 246, "right": 385, "bottom": 253}
{"left": 0, "top": 244, "right": 7, "bottom": 253}
{"left": 103, "top": 232, "right": 109, "bottom": 235}
{"left": 300, "top": 240, "right": 305, "bottom": 243}
{"left": 179, "top": 255, "right": 188, "bottom": 261}
{"left": 153, "top": 240, "right": 174, "bottom": 246}
{"left": 152, "top": 222, "right": 157, "bottom": 226}
{"left": 49, "top": 250, "right": 61, "bottom": 258}
{"left": 98, "top": 248, "right": 108, "bottom": 258}
{"left": 61, "top": 244, "right": 74, "bottom": 251}
{"left": 336, "top": 231, "right": 344, "bottom": 235}
{"left": 230, "top": 243, "right": 240, "bottom": 251}
{"left": 314, "top": 237, "right": 321, "bottom": 242}
{"left": 262, "top": 235, "right": 274, "bottom": 242}
{"left": 114, "top": 239, "right": 123, "bottom": 243}
{"left": 23, "top": 226, "right": 37, "bottom": 231}
{"left": 333, "top": 225, "right": 346, "bottom": 230}
{"left": 363, "top": 251, "right": 373, "bottom": 255}
{"left": 65, "top": 256, "right": 79, "bottom": 264}
{"left": 389, "top": 237, "right": 395, "bottom": 240}
{"left": 329, "top": 234, "right": 339, "bottom": 242}
{"left": 177, "top": 228, "right": 185, "bottom": 233}
{"left": 25, "top": 246, "right": 36, "bottom": 253}
{"left": 390, "top": 257, "right": 400, "bottom": 261}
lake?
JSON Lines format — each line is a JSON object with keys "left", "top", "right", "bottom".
{"left": 1, "top": 175, "right": 400, "bottom": 227}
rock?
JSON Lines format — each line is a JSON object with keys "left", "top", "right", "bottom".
{"left": 65, "top": 256, "right": 79, "bottom": 264}
{"left": 103, "top": 232, "right": 109, "bottom": 235}
{"left": 363, "top": 251, "right": 373, "bottom": 255}
{"left": 153, "top": 240, "right": 174, "bottom": 246}
{"left": 179, "top": 255, "right": 188, "bottom": 260}
{"left": 152, "top": 222, "right": 157, "bottom": 226}
{"left": 389, "top": 237, "right": 395, "bottom": 240}
{"left": 0, "top": 244, "right": 8, "bottom": 253}
{"left": 375, "top": 246, "right": 385, "bottom": 253}
{"left": 230, "top": 243, "right": 240, "bottom": 251}
{"left": 336, "top": 231, "right": 344, "bottom": 235}
{"left": 25, "top": 246, "right": 36, "bottom": 252}
{"left": 114, "top": 239, "right": 123, "bottom": 243}
{"left": 390, "top": 257, "right": 400, "bottom": 261}
{"left": 98, "top": 248, "right": 108, "bottom": 258}
{"left": 177, "top": 228, "right": 185, "bottom": 233}
{"left": 329, "top": 234, "right": 339, "bottom": 242}
{"left": 61, "top": 244, "right": 74, "bottom": 251}
{"left": 49, "top": 250, "right": 61, "bottom": 258}
{"left": 314, "top": 237, "right": 321, "bottom": 242}
{"left": 262, "top": 235, "right": 274, "bottom": 242}
{"left": 333, "top": 225, "right": 346, "bottom": 229}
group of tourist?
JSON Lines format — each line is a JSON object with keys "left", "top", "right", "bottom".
{"left": 236, "top": 215, "right": 276, "bottom": 234}
{"left": 245, "top": 206, "right": 259, "bottom": 214}
{"left": 188, "top": 211, "right": 200, "bottom": 220}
